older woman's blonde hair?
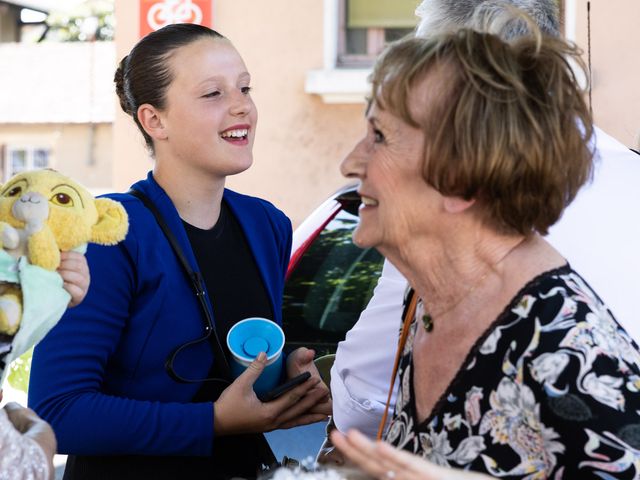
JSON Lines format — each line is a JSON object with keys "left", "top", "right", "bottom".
{"left": 371, "top": 14, "right": 593, "bottom": 235}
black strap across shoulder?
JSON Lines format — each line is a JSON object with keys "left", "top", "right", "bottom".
{"left": 128, "top": 188, "right": 231, "bottom": 384}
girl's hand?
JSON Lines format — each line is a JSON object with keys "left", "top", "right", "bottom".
{"left": 58, "top": 251, "right": 90, "bottom": 307}
{"left": 213, "top": 352, "right": 329, "bottom": 435}
{"left": 286, "top": 347, "right": 332, "bottom": 416}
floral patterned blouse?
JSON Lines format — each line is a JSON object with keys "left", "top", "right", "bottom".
{"left": 386, "top": 265, "right": 640, "bottom": 479}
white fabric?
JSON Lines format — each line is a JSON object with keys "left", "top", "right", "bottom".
{"left": 546, "top": 127, "right": 640, "bottom": 338}
{"left": 0, "top": 409, "right": 50, "bottom": 480}
{"left": 330, "top": 127, "right": 640, "bottom": 437}
{"left": 330, "top": 260, "right": 406, "bottom": 437}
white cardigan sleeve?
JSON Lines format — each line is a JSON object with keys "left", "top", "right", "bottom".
{"left": 330, "top": 260, "right": 407, "bottom": 438}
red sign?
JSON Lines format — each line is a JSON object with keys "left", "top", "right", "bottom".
{"left": 140, "top": 0, "right": 212, "bottom": 38}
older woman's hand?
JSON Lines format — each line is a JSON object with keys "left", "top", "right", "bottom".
{"left": 213, "top": 352, "right": 330, "bottom": 436}
{"left": 331, "top": 429, "right": 492, "bottom": 480}
{"left": 286, "top": 347, "right": 332, "bottom": 416}
{"left": 57, "top": 251, "right": 90, "bottom": 307}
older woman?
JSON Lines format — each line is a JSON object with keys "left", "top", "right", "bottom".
{"left": 331, "top": 23, "right": 640, "bottom": 479}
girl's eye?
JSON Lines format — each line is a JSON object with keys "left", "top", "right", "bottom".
{"left": 373, "top": 129, "right": 385, "bottom": 144}
{"left": 203, "top": 91, "right": 221, "bottom": 98}
{"left": 241, "top": 86, "right": 252, "bottom": 95}
{"left": 7, "top": 186, "right": 21, "bottom": 197}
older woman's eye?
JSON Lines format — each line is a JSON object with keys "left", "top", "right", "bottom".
{"left": 373, "top": 129, "right": 385, "bottom": 143}
{"left": 241, "top": 86, "right": 252, "bottom": 95}
{"left": 203, "top": 91, "right": 221, "bottom": 98}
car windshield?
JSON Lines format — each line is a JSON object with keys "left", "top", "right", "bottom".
{"left": 282, "top": 206, "right": 384, "bottom": 356}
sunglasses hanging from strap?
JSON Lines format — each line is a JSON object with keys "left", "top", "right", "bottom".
{"left": 128, "top": 189, "right": 231, "bottom": 385}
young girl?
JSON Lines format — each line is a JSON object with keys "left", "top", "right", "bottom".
{"left": 29, "top": 24, "right": 330, "bottom": 480}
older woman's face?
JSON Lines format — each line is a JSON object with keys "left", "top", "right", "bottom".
{"left": 340, "top": 79, "right": 443, "bottom": 252}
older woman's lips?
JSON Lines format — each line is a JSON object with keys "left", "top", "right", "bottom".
{"left": 360, "top": 196, "right": 379, "bottom": 207}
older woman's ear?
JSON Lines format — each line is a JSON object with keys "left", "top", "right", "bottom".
{"left": 443, "top": 196, "right": 475, "bottom": 214}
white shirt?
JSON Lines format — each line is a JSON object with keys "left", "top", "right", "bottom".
{"left": 330, "top": 127, "right": 640, "bottom": 436}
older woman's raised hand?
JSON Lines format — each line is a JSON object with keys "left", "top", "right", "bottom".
{"left": 331, "top": 429, "right": 492, "bottom": 480}
{"left": 213, "top": 352, "right": 329, "bottom": 436}
{"left": 57, "top": 251, "right": 90, "bottom": 307}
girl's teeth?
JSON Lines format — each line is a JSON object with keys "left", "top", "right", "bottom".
{"left": 221, "top": 129, "right": 248, "bottom": 138}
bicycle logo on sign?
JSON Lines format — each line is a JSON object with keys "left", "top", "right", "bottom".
{"left": 147, "top": 0, "right": 203, "bottom": 31}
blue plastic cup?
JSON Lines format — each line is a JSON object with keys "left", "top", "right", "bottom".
{"left": 226, "top": 317, "right": 285, "bottom": 396}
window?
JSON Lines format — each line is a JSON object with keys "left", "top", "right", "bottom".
{"left": 338, "top": 0, "right": 418, "bottom": 67}
{"left": 282, "top": 195, "right": 385, "bottom": 356}
{"left": 4, "top": 147, "right": 50, "bottom": 181}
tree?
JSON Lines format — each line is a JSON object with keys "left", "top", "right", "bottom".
{"left": 44, "top": 0, "right": 114, "bottom": 42}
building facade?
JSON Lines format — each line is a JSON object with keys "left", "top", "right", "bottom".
{"left": 0, "top": 39, "right": 114, "bottom": 191}
{"left": 110, "top": 0, "right": 640, "bottom": 226}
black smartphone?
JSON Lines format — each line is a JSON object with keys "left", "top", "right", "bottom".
{"left": 257, "top": 371, "right": 312, "bottom": 402}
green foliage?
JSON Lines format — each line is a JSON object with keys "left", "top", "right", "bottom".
{"left": 7, "top": 347, "right": 33, "bottom": 394}
{"left": 45, "top": 0, "right": 115, "bottom": 41}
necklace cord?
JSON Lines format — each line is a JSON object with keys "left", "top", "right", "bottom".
{"left": 376, "top": 290, "right": 418, "bottom": 440}
{"left": 420, "top": 237, "right": 526, "bottom": 332}
{"left": 375, "top": 238, "right": 526, "bottom": 439}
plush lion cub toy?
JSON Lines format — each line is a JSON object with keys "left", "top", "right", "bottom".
{"left": 0, "top": 169, "right": 129, "bottom": 336}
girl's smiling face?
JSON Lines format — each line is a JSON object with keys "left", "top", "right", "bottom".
{"left": 157, "top": 37, "right": 257, "bottom": 179}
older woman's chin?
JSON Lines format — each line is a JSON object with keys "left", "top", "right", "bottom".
{"left": 351, "top": 228, "right": 379, "bottom": 250}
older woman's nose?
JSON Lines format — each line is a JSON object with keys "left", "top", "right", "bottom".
{"left": 340, "top": 140, "right": 367, "bottom": 179}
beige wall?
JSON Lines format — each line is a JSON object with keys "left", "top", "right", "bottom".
{"left": 113, "top": 0, "right": 364, "bottom": 227}
{"left": 574, "top": 0, "right": 640, "bottom": 148}
{"left": 0, "top": 123, "right": 112, "bottom": 191}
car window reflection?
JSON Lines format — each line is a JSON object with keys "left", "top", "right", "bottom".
{"left": 282, "top": 208, "right": 384, "bottom": 356}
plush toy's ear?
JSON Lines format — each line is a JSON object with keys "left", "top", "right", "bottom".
{"left": 91, "top": 198, "right": 129, "bottom": 245}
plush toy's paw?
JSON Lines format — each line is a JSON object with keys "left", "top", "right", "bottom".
{"left": 0, "top": 224, "right": 19, "bottom": 250}
{"left": 28, "top": 230, "right": 61, "bottom": 271}
{"left": 0, "top": 293, "right": 22, "bottom": 336}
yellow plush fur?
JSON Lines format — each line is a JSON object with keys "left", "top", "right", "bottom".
{"left": 0, "top": 169, "right": 129, "bottom": 334}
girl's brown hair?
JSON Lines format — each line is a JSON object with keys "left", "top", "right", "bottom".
{"left": 114, "top": 23, "right": 225, "bottom": 154}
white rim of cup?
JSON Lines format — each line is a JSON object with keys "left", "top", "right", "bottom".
{"left": 226, "top": 317, "right": 285, "bottom": 366}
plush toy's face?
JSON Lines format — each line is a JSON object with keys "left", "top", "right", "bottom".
{"left": 0, "top": 170, "right": 126, "bottom": 251}
{"left": 0, "top": 170, "right": 98, "bottom": 250}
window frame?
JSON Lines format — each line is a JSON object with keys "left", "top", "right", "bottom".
{"left": 306, "top": 0, "right": 570, "bottom": 104}
{"left": 337, "top": 0, "right": 416, "bottom": 68}
{"left": 3, "top": 145, "right": 50, "bottom": 182}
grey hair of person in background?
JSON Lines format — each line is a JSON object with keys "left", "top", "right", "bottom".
{"left": 415, "top": 0, "right": 560, "bottom": 39}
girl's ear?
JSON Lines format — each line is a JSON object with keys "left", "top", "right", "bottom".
{"left": 137, "top": 104, "right": 168, "bottom": 141}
